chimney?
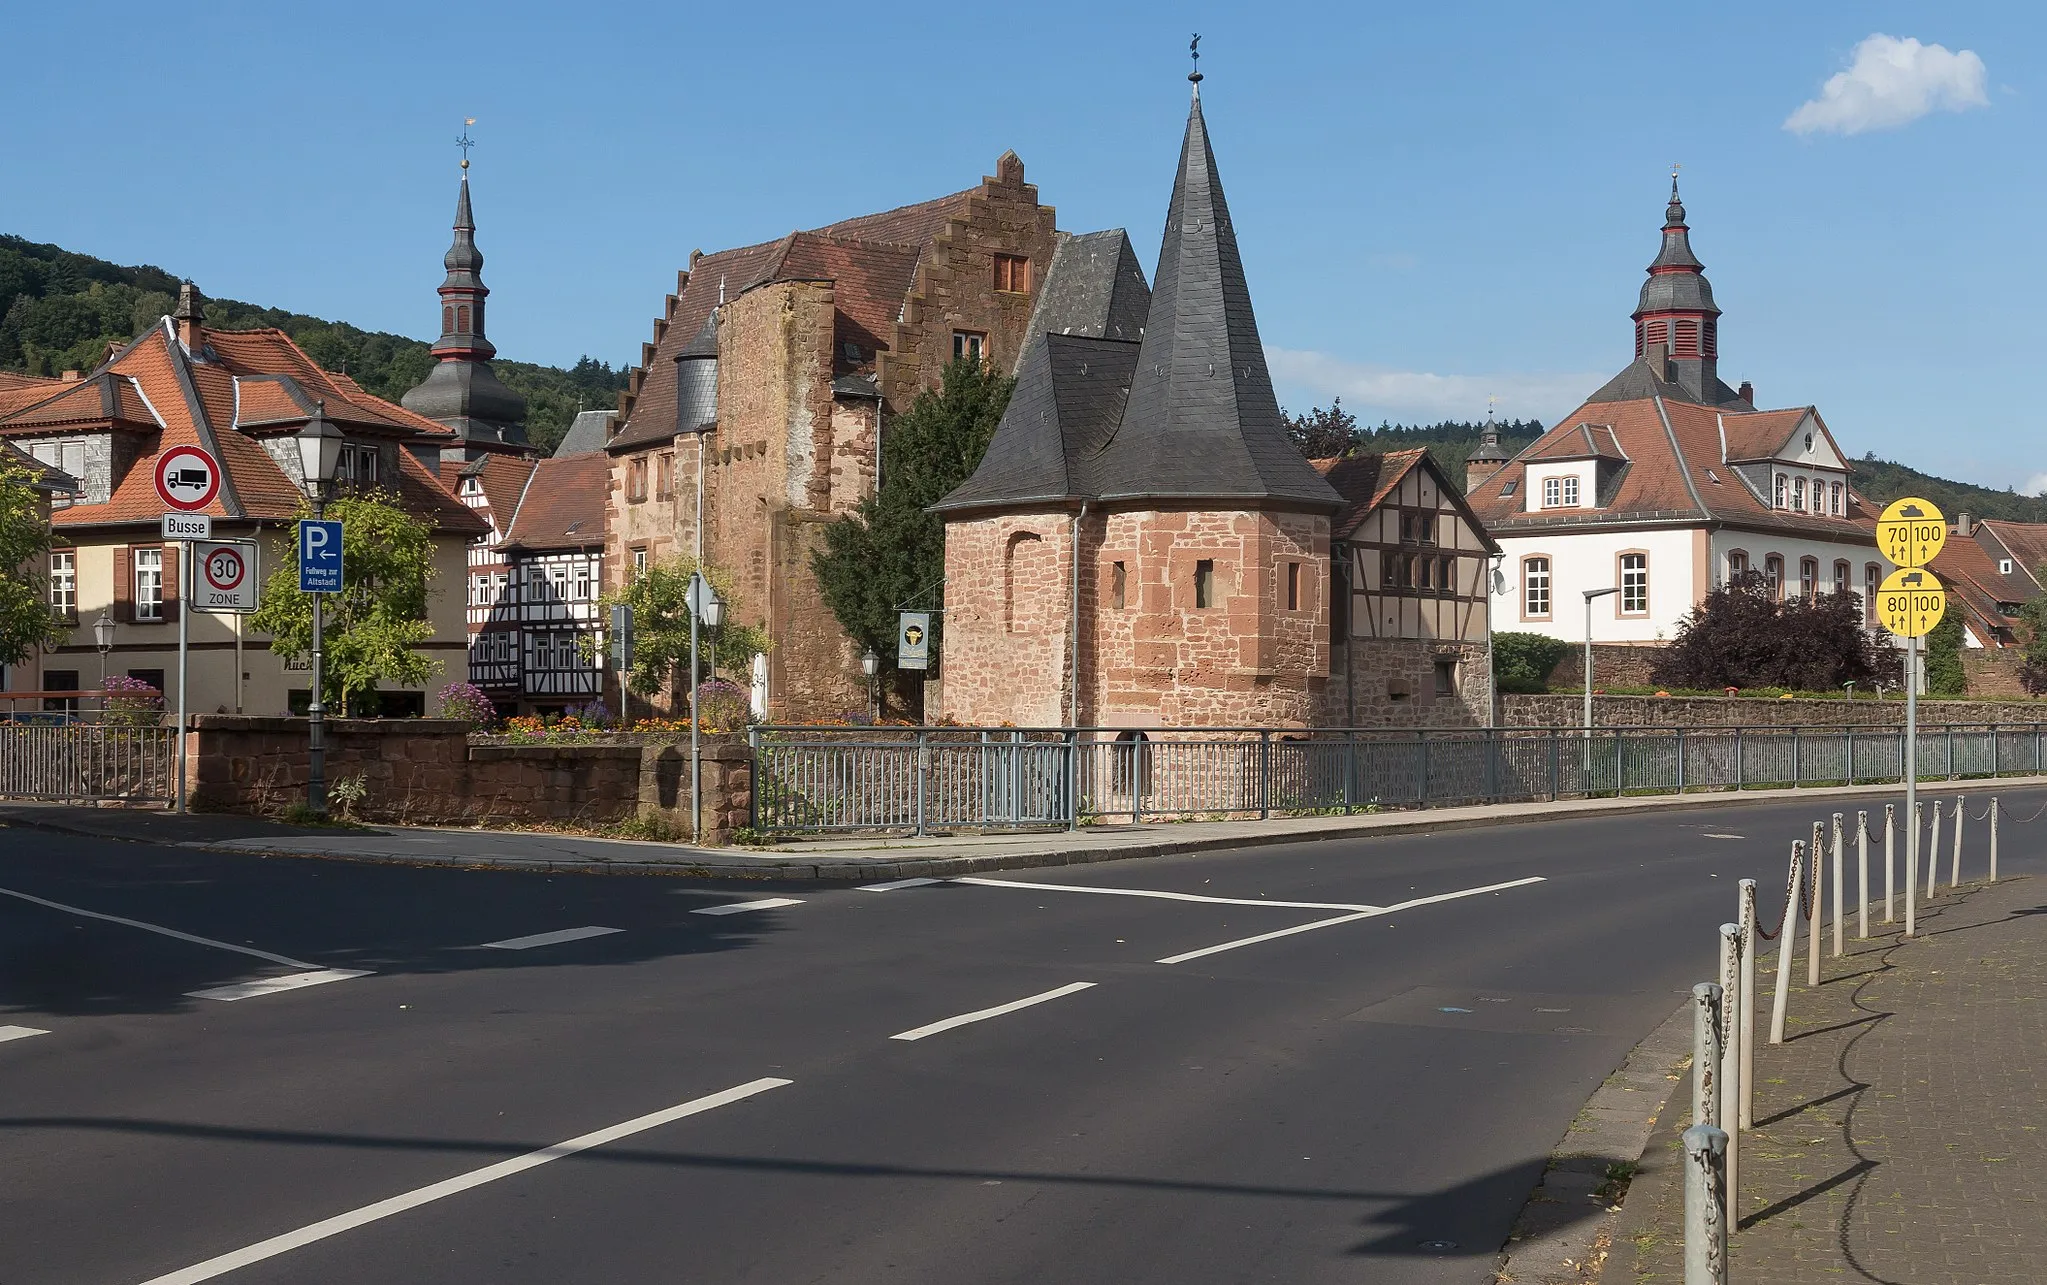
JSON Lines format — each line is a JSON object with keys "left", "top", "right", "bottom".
{"left": 1957, "top": 511, "right": 1974, "bottom": 539}
{"left": 1737, "top": 379, "right": 1754, "bottom": 404}
{"left": 59, "top": 369, "right": 83, "bottom": 382}
{"left": 172, "top": 281, "right": 205, "bottom": 353}
{"left": 1643, "top": 341, "right": 1671, "bottom": 382}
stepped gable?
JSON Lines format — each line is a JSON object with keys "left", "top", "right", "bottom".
{"left": 1084, "top": 86, "right": 1339, "bottom": 510}
{"left": 499, "top": 451, "right": 610, "bottom": 552}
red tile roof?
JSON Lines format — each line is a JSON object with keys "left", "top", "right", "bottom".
{"left": 0, "top": 320, "right": 482, "bottom": 534}
{"left": 1929, "top": 534, "right": 2019, "bottom": 646}
{"left": 1975, "top": 520, "right": 2047, "bottom": 596}
{"left": 499, "top": 451, "right": 609, "bottom": 551}
{"left": 1312, "top": 448, "right": 1502, "bottom": 549}
{"left": 1466, "top": 394, "right": 1878, "bottom": 543}
{"left": 446, "top": 451, "right": 538, "bottom": 534}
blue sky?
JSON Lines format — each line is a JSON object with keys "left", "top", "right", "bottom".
{"left": 0, "top": 2, "right": 2031, "bottom": 488}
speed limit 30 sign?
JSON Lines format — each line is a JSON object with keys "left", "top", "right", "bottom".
{"left": 194, "top": 540, "right": 260, "bottom": 613}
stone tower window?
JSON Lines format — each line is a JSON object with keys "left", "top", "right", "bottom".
{"left": 1285, "top": 561, "right": 1300, "bottom": 611}
{"left": 953, "top": 331, "right": 986, "bottom": 364}
{"left": 1194, "top": 559, "right": 1216, "bottom": 608}
{"left": 1110, "top": 561, "right": 1126, "bottom": 610}
{"left": 993, "top": 254, "right": 1032, "bottom": 294}
{"left": 457, "top": 305, "right": 471, "bottom": 333}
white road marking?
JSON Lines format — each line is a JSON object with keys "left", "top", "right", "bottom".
{"left": 857, "top": 877, "right": 943, "bottom": 892}
{"left": 0, "top": 1025, "right": 49, "bottom": 1043}
{"left": 691, "top": 897, "right": 803, "bottom": 916}
{"left": 1156, "top": 876, "right": 1548, "bottom": 965}
{"left": 478, "top": 926, "right": 623, "bottom": 950}
{"left": 890, "top": 982, "right": 1097, "bottom": 1042}
{"left": 953, "top": 876, "right": 1379, "bottom": 912}
{"left": 186, "top": 969, "right": 371, "bottom": 1002}
{"left": 1701, "top": 834, "right": 1743, "bottom": 840}
{"left": 135, "top": 1077, "right": 793, "bottom": 1285}
{"left": 0, "top": 886, "right": 318, "bottom": 969}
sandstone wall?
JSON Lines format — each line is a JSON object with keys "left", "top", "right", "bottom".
{"left": 1500, "top": 694, "right": 2047, "bottom": 728}
{"left": 1328, "top": 637, "right": 1493, "bottom": 728}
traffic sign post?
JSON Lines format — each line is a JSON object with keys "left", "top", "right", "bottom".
{"left": 152, "top": 444, "right": 222, "bottom": 814}
{"left": 1876, "top": 496, "right": 1947, "bottom": 937}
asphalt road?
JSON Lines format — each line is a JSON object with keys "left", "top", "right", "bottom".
{"left": 3, "top": 789, "right": 2038, "bottom": 1285}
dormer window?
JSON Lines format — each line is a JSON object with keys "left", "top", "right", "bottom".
{"left": 2001, "top": 558, "right": 2015, "bottom": 575}
{"left": 459, "top": 476, "right": 482, "bottom": 497}
{"left": 1501, "top": 479, "right": 1519, "bottom": 496}
{"left": 1774, "top": 473, "right": 1787, "bottom": 508}
{"left": 1791, "top": 477, "right": 1806, "bottom": 512}
{"left": 1541, "top": 476, "right": 1579, "bottom": 508}
{"left": 1830, "top": 481, "right": 1842, "bottom": 516}
{"left": 337, "top": 444, "right": 379, "bottom": 486}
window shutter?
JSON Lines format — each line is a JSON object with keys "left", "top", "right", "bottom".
{"left": 114, "top": 546, "right": 133, "bottom": 623}
{"left": 162, "top": 546, "right": 181, "bottom": 624}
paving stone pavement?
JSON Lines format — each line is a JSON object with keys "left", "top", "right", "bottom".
{"left": 1614, "top": 869, "right": 2046, "bottom": 1284}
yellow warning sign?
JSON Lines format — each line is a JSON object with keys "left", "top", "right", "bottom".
{"left": 1877, "top": 567, "right": 1946, "bottom": 638}
{"left": 1875, "top": 497, "right": 1947, "bottom": 569}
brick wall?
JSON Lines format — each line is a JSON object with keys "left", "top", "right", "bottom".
{"left": 186, "top": 717, "right": 754, "bottom": 842}
{"left": 1501, "top": 694, "right": 2047, "bottom": 728}
{"left": 1963, "top": 650, "right": 2030, "bottom": 699}
{"left": 1327, "top": 638, "right": 1493, "bottom": 728}
{"left": 1544, "top": 642, "right": 1664, "bottom": 688}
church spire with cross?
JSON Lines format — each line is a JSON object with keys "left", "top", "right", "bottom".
{"left": 402, "top": 121, "right": 532, "bottom": 459}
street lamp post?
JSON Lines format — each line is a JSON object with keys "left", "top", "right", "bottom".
{"left": 93, "top": 611, "right": 115, "bottom": 695}
{"left": 687, "top": 572, "right": 724, "bottom": 845}
{"left": 862, "top": 648, "right": 879, "bottom": 722}
{"left": 1582, "top": 587, "right": 1620, "bottom": 736}
{"left": 295, "top": 404, "right": 344, "bottom": 817}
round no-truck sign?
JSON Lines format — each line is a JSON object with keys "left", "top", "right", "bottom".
{"left": 154, "top": 444, "right": 221, "bottom": 512}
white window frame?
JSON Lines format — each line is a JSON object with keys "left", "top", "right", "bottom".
{"left": 1774, "top": 473, "right": 1787, "bottom": 508}
{"left": 1619, "top": 552, "right": 1649, "bottom": 615}
{"left": 135, "top": 548, "right": 164, "bottom": 622}
{"left": 50, "top": 550, "right": 76, "bottom": 617}
{"left": 1522, "top": 556, "right": 1551, "bottom": 619}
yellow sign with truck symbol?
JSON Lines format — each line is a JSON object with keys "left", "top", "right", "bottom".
{"left": 1875, "top": 497, "right": 1947, "bottom": 569}
{"left": 1877, "top": 567, "right": 1946, "bottom": 638}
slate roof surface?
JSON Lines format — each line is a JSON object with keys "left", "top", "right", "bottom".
{"left": 1, "top": 439, "right": 78, "bottom": 493}
{"left": 1021, "top": 230, "right": 1152, "bottom": 351}
{"left": 1584, "top": 355, "right": 1752, "bottom": 408}
{"left": 941, "top": 90, "right": 1338, "bottom": 515}
{"left": 553, "top": 409, "right": 615, "bottom": 458}
{"left": 0, "top": 320, "right": 482, "bottom": 534}
{"left": 499, "top": 451, "right": 610, "bottom": 552}
{"left": 1466, "top": 394, "right": 1878, "bottom": 542}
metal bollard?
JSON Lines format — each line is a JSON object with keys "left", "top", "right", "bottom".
{"left": 1718, "top": 924, "right": 1742, "bottom": 1215}
{"left": 1736, "top": 879, "right": 1758, "bottom": 1128}
{"left": 1857, "top": 809, "right": 1870, "bottom": 940}
{"left": 1883, "top": 803, "right": 1895, "bottom": 925}
{"left": 1951, "top": 796, "right": 1964, "bottom": 889}
{"left": 1808, "top": 822, "right": 1824, "bottom": 986}
{"left": 1990, "top": 797, "right": 2000, "bottom": 883}
{"left": 1693, "top": 982, "right": 1723, "bottom": 1129}
{"left": 1771, "top": 841, "right": 1802, "bottom": 1045}
{"left": 1927, "top": 799, "right": 1943, "bottom": 900}
{"left": 1842, "top": 814, "right": 1858, "bottom": 953}
{"left": 1684, "top": 1123, "right": 1730, "bottom": 1285}
{"left": 1905, "top": 800, "right": 1920, "bottom": 938}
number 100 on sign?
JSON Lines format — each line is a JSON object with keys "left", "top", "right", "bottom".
{"left": 1876, "top": 567, "right": 1945, "bottom": 638}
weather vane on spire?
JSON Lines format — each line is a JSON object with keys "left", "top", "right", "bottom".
{"left": 456, "top": 118, "right": 477, "bottom": 171}
{"left": 1487, "top": 394, "right": 1498, "bottom": 422}
{"left": 1189, "top": 33, "right": 1203, "bottom": 84}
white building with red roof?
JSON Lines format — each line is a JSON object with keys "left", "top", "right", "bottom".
{"left": 0, "top": 285, "right": 487, "bottom": 716}
{"left": 1466, "top": 183, "right": 1888, "bottom": 649}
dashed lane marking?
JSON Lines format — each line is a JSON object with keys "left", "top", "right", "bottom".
{"left": 135, "top": 1077, "right": 794, "bottom": 1285}
{"left": 1155, "top": 876, "right": 1548, "bottom": 965}
{"left": 186, "top": 969, "right": 372, "bottom": 1002}
{"left": 890, "top": 982, "right": 1097, "bottom": 1042}
{"left": 952, "top": 875, "right": 1379, "bottom": 913}
{"left": 0, "top": 885, "right": 320, "bottom": 969}
{"left": 691, "top": 897, "right": 803, "bottom": 917}
{"left": 478, "top": 926, "right": 623, "bottom": 950}
{"left": 0, "top": 1025, "right": 49, "bottom": 1044}
{"left": 857, "top": 877, "right": 943, "bottom": 892}
{"left": 1702, "top": 834, "right": 1744, "bottom": 840}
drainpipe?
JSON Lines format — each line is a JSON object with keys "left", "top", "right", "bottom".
{"left": 1070, "top": 501, "right": 1087, "bottom": 728}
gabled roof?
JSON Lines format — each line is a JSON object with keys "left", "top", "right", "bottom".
{"left": 498, "top": 451, "right": 609, "bottom": 552}
{"left": 1974, "top": 520, "right": 2047, "bottom": 596}
{"left": 442, "top": 450, "right": 538, "bottom": 531}
{"left": 554, "top": 409, "right": 614, "bottom": 458}
{"left": 1466, "top": 394, "right": 1877, "bottom": 541}
{"left": 1313, "top": 449, "right": 1502, "bottom": 551}
{"left": 1929, "top": 535, "right": 2020, "bottom": 646}
{"left": 934, "top": 333, "right": 1138, "bottom": 511}
{"left": 1018, "top": 229, "right": 1152, "bottom": 357}
{"left": 1, "top": 439, "right": 78, "bottom": 494}
{"left": 1523, "top": 421, "right": 1628, "bottom": 462}
{"left": 0, "top": 320, "right": 483, "bottom": 534}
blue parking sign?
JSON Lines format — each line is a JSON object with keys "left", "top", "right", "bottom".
{"left": 298, "top": 520, "right": 343, "bottom": 593}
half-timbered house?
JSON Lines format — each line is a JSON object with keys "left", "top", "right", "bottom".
{"left": 492, "top": 451, "right": 608, "bottom": 714}
{"left": 1316, "top": 449, "right": 1500, "bottom": 725}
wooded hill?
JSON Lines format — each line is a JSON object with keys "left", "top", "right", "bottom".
{"left": 1, "top": 233, "right": 624, "bottom": 455}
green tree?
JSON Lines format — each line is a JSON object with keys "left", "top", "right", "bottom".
{"left": 597, "top": 556, "right": 769, "bottom": 701}
{"left": 812, "top": 358, "right": 1013, "bottom": 712}
{"left": 250, "top": 493, "right": 443, "bottom": 714}
{"left": 1286, "top": 399, "right": 1360, "bottom": 458}
{"left": 1922, "top": 612, "right": 1966, "bottom": 697}
{"left": 1492, "top": 631, "right": 1571, "bottom": 694}
{"left": 0, "top": 458, "right": 62, "bottom": 667}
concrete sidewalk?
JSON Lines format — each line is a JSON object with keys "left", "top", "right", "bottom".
{"left": 1615, "top": 872, "right": 2047, "bottom": 1284}
{"left": 4, "top": 775, "right": 2041, "bottom": 880}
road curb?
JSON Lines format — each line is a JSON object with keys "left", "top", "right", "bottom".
{"left": 9, "top": 774, "right": 2041, "bottom": 881}
{"left": 1490, "top": 997, "right": 1696, "bottom": 1284}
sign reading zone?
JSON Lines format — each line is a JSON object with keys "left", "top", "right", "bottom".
{"left": 154, "top": 445, "right": 221, "bottom": 512}
{"left": 194, "top": 540, "right": 259, "bottom": 613}
{"left": 1877, "top": 566, "right": 1946, "bottom": 638}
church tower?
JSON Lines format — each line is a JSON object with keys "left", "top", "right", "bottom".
{"left": 402, "top": 147, "right": 532, "bottom": 463}
{"left": 1631, "top": 178, "right": 1722, "bottom": 404}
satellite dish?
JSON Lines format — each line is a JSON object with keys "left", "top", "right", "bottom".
{"left": 1491, "top": 568, "right": 1508, "bottom": 595}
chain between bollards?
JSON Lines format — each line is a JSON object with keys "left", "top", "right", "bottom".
{"left": 1684, "top": 1123, "right": 1730, "bottom": 1285}
{"left": 1718, "top": 925, "right": 1742, "bottom": 1219}
{"left": 1736, "top": 879, "right": 1757, "bottom": 1129}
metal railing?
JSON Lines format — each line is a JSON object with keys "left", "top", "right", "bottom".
{"left": 0, "top": 690, "right": 178, "bottom": 804}
{"left": 748, "top": 723, "right": 2047, "bottom": 836}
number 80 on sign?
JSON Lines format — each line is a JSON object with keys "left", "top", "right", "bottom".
{"left": 1876, "top": 567, "right": 1945, "bottom": 638}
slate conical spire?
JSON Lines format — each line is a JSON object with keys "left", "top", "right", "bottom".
{"left": 402, "top": 158, "right": 531, "bottom": 456}
{"left": 1631, "top": 174, "right": 1722, "bottom": 400}
{"left": 1089, "top": 77, "right": 1337, "bottom": 509}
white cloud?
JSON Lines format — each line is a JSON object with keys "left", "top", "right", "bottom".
{"left": 2021, "top": 473, "right": 2047, "bottom": 497}
{"left": 1266, "top": 347, "right": 1602, "bottom": 424}
{"left": 1785, "top": 34, "right": 1988, "bottom": 136}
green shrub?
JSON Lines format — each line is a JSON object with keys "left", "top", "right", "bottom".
{"left": 1493, "top": 631, "right": 1570, "bottom": 693}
